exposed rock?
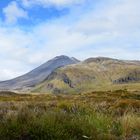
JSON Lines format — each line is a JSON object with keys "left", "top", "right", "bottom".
{"left": 113, "top": 71, "right": 140, "bottom": 84}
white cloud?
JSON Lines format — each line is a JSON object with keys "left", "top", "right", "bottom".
{"left": 21, "top": 0, "right": 86, "bottom": 8}
{"left": 3, "top": 1, "right": 28, "bottom": 24}
{"left": 0, "top": 69, "right": 20, "bottom": 81}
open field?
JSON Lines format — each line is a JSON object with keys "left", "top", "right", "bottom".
{"left": 0, "top": 90, "right": 140, "bottom": 140}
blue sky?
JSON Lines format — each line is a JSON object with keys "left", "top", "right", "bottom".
{"left": 0, "top": 0, "right": 140, "bottom": 80}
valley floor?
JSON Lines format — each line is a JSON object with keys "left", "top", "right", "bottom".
{"left": 0, "top": 90, "right": 140, "bottom": 140}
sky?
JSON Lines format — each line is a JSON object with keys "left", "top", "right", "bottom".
{"left": 0, "top": 0, "right": 140, "bottom": 80}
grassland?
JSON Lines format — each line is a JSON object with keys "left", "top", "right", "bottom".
{"left": 0, "top": 90, "right": 140, "bottom": 140}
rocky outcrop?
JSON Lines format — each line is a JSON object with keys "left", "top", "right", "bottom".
{"left": 113, "top": 71, "right": 140, "bottom": 84}
{"left": 46, "top": 72, "right": 73, "bottom": 88}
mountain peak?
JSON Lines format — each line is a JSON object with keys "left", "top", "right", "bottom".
{"left": 0, "top": 55, "right": 79, "bottom": 91}
{"left": 51, "top": 55, "right": 80, "bottom": 63}
{"left": 54, "top": 55, "right": 70, "bottom": 59}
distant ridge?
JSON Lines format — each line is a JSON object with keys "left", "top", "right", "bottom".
{"left": 84, "top": 57, "right": 118, "bottom": 63}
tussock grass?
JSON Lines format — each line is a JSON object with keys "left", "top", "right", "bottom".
{"left": 121, "top": 113, "right": 140, "bottom": 139}
{"left": 0, "top": 90, "right": 140, "bottom": 140}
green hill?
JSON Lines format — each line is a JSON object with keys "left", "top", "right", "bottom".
{"left": 32, "top": 57, "right": 140, "bottom": 93}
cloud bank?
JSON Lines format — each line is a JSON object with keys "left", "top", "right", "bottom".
{"left": 21, "top": 0, "right": 86, "bottom": 7}
{"left": 0, "top": 0, "right": 140, "bottom": 80}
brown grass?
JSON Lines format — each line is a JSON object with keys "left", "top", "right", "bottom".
{"left": 0, "top": 90, "right": 140, "bottom": 140}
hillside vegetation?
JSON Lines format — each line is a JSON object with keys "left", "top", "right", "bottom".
{"left": 0, "top": 90, "right": 140, "bottom": 140}
{"left": 33, "top": 57, "right": 140, "bottom": 93}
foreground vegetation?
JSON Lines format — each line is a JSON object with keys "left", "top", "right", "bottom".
{"left": 0, "top": 90, "right": 140, "bottom": 140}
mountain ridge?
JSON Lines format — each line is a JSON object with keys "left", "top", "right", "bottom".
{"left": 0, "top": 55, "right": 140, "bottom": 93}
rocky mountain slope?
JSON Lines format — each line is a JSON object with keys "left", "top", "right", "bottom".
{"left": 32, "top": 57, "right": 140, "bottom": 93}
{"left": 0, "top": 55, "right": 79, "bottom": 91}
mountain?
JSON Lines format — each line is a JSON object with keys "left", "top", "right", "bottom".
{"left": 0, "top": 55, "right": 79, "bottom": 91}
{"left": 32, "top": 57, "right": 140, "bottom": 93}
{"left": 0, "top": 56, "right": 139, "bottom": 93}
